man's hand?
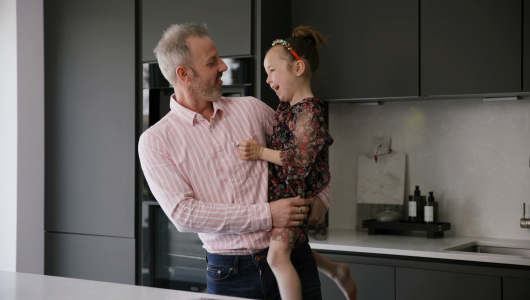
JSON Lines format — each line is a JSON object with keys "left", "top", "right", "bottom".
{"left": 270, "top": 196, "right": 310, "bottom": 228}
{"left": 238, "top": 139, "right": 264, "bottom": 160}
{"left": 306, "top": 195, "right": 327, "bottom": 225}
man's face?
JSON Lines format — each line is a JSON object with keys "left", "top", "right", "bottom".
{"left": 187, "top": 36, "right": 228, "bottom": 102}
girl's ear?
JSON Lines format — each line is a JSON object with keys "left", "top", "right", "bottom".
{"left": 176, "top": 66, "right": 192, "bottom": 83}
{"left": 294, "top": 60, "right": 307, "bottom": 77}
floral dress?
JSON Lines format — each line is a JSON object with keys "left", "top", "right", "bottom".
{"left": 268, "top": 97, "right": 333, "bottom": 248}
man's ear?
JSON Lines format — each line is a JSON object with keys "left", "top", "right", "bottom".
{"left": 176, "top": 66, "right": 192, "bottom": 83}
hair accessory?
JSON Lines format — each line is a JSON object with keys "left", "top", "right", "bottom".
{"left": 272, "top": 39, "right": 301, "bottom": 60}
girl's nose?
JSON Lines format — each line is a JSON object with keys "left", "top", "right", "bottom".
{"left": 266, "top": 76, "right": 272, "bottom": 85}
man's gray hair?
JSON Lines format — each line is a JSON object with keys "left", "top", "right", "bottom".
{"left": 154, "top": 23, "right": 209, "bottom": 85}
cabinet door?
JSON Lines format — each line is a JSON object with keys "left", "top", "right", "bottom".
{"left": 396, "top": 267, "right": 501, "bottom": 300}
{"left": 44, "top": 0, "right": 136, "bottom": 238}
{"left": 292, "top": 0, "right": 419, "bottom": 100}
{"left": 421, "top": 0, "right": 522, "bottom": 96}
{"left": 142, "top": 0, "right": 251, "bottom": 62}
{"left": 503, "top": 277, "right": 530, "bottom": 300}
{"left": 319, "top": 263, "right": 394, "bottom": 300}
{"left": 45, "top": 232, "right": 135, "bottom": 284}
{"left": 523, "top": 0, "right": 530, "bottom": 93}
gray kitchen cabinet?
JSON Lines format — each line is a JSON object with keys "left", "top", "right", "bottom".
{"left": 396, "top": 267, "right": 501, "bottom": 300}
{"left": 318, "top": 250, "right": 530, "bottom": 300}
{"left": 523, "top": 0, "right": 530, "bottom": 92}
{"left": 319, "top": 263, "right": 394, "bottom": 300}
{"left": 45, "top": 232, "right": 135, "bottom": 284}
{"left": 44, "top": 0, "right": 136, "bottom": 238}
{"left": 421, "top": 0, "right": 522, "bottom": 96}
{"left": 503, "top": 277, "right": 530, "bottom": 300}
{"left": 291, "top": 0, "right": 419, "bottom": 100}
{"left": 142, "top": 0, "right": 251, "bottom": 62}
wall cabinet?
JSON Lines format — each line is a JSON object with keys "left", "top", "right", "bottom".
{"left": 421, "top": 0, "right": 522, "bottom": 96}
{"left": 292, "top": 0, "right": 419, "bottom": 100}
{"left": 396, "top": 268, "right": 500, "bottom": 300}
{"left": 319, "top": 263, "right": 394, "bottom": 300}
{"left": 142, "top": 0, "right": 251, "bottom": 62}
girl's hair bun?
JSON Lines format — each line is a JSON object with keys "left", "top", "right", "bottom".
{"left": 292, "top": 26, "right": 327, "bottom": 48}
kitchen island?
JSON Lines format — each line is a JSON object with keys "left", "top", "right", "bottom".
{"left": 0, "top": 271, "right": 246, "bottom": 300}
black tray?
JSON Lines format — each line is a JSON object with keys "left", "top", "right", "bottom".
{"left": 361, "top": 219, "right": 451, "bottom": 238}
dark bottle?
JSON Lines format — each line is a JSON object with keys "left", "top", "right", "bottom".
{"left": 424, "top": 191, "right": 439, "bottom": 223}
{"left": 413, "top": 186, "right": 425, "bottom": 223}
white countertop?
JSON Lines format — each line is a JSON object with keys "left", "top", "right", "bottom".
{"left": 309, "top": 228, "right": 530, "bottom": 267}
{"left": 0, "top": 271, "right": 248, "bottom": 300}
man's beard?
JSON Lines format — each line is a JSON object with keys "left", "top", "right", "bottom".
{"left": 190, "top": 68, "right": 223, "bottom": 101}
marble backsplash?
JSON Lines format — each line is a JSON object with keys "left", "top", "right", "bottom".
{"left": 328, "top": 97, "right": 530, "bottom": 240}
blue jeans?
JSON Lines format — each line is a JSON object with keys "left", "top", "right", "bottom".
{"left": 206, "top": 241, "right": 322, "bottom": 300}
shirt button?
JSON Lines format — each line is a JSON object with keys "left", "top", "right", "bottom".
{"left": 220, "top": 151, "right": 224, "bottom": 156}
{"left": 209, "top": 128, "right": 213, "bottom": 133}
{"left": 230, "top": 178, "right": 235, "bottom": 183}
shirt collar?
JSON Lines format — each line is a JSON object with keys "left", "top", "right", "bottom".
{"left": 170, "top": 94, "right": 225, "bottom": 126}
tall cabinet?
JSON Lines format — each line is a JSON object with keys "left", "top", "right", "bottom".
{"left": 44, "top": 0, "right": 137, "bottom": 284}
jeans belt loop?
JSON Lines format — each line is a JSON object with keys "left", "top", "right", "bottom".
{"left": 234, "top": 255, "right": 239, "bottom": 274}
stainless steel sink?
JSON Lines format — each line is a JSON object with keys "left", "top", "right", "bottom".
{"left": 445, "top": 241, "right": 530, "bottom": 257}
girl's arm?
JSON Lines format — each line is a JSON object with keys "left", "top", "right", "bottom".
{"left": 238, "top": 140, "right": 283, "bottom": 165}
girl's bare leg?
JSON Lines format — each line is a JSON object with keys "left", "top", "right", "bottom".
{"left": 312, "top": 250, "right": 358, "bottom": 300}
{"left": 268, "top": 239, "right": 302, "bottom": 300}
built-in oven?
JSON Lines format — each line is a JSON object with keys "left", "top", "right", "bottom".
{"left": 140, "top": 56, "right": 252, "bottom": 293}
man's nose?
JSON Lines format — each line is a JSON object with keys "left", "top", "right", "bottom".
{"left": 219, "top": 59, "right": 228, "bottom": 72}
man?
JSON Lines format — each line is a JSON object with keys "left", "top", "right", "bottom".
{"left": 138, "top": 23, "right": 331, "bottom": 299}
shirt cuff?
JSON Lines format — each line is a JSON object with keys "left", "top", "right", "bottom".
{"left": 317, "top": 185, "right": 332, "bottom": 209}
{"left": 251, "top": 202, "right": 272, "bottom": 232}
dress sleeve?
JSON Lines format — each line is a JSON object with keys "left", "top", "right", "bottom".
{"left": 278, "top": 103, "right": 330, "bottom": 180}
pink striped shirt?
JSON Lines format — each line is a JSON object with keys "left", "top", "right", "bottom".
{"left": 138, "top": 96, "right": 331, "bottom": 255}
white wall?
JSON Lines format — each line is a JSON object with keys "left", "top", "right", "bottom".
{"left": 329, "top": 97, "right": 530, "bottom": 241}
{"left": 0, "top": 0, "right": 44, "bottom": 274}
{"left": 0, "top": 0, "right": 19, "bottom": 273}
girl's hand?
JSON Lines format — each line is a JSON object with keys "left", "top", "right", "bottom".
{"left": 238, "top": 139, "right": 265, "bottom": 160}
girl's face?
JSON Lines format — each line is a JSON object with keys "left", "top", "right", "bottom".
{"left": 264, "top": 47, "right": 298, "bottom": 102}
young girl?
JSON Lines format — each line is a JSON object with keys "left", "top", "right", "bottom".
{"left": 238, "top": 26, "right": 357, "bottom": 300}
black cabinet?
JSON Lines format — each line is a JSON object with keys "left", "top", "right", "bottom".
{"left": 291, "top": 0, "right": 419, "bottom": 100}
{"left": 318, "top": 250, "right": 530, "bottom": 300}
{"left": 142, "top": 0, "right": 251, "bottom": 62}
{"left": 523, "top": 0, "right": 530, "bottom": 93}
{"left": 396, "top": 267, "right": 501, "bottom": 300}
{"left": 503, "top": 277, "right": 530, "bottom": 300}
{"left": 421, "top": 0, "right": 522, "bottom": 96}
{"left": 319, "top": 263, "right": 394, "bottom": 300}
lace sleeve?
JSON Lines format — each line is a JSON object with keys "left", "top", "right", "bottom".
{"left": 278, "top": 104, "right": 330, "bottom": 180}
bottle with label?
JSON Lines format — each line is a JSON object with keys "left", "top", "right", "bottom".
{"left": 408, "top": 195, "right": 417, "bottom": 222}
{"left": 424, "top": 191, "right": 438, "bottom": 223}
{"left": 413, "top": 186, "right": 425, "bottom": 223}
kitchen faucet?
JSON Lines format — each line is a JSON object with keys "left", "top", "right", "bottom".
{"left": 520, "top": 203, "right": 530, "bottom": 228}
